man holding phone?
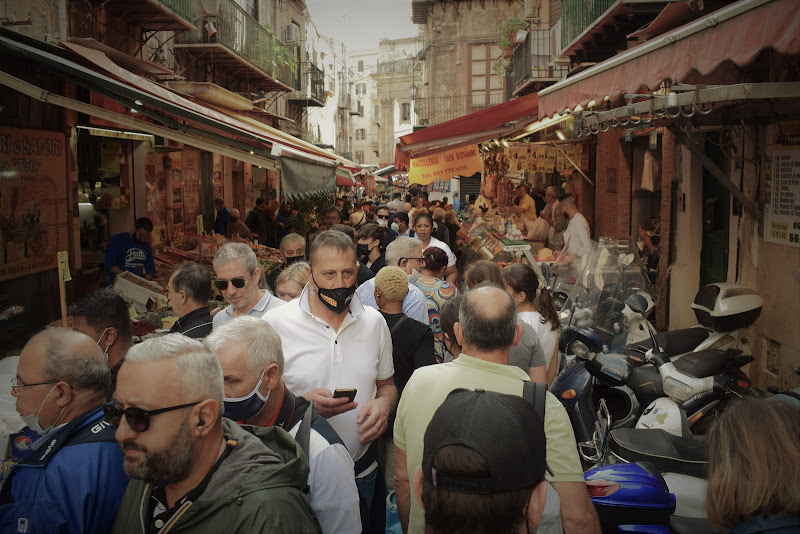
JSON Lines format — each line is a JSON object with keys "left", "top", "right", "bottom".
{"left": 212, "top": 243, "right": 284, "bottom": 328}
{"left": 262, "top": 230, "right": 397, "bottom": 534}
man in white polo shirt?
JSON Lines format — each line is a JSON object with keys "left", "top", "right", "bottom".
{"left": 212, "top": 242, "right": 284, "bottom": 328}
{"left": 262, "top": 230, "right": 396, "bottom": 534}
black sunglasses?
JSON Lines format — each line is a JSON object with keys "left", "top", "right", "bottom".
{"left": 376, "top": 214, "right": 389, "bottom": 219}
{"left": 103, "top": 401, "right": 200, "bottom": 433}
{"left": 214, "top": 277, "right": 246, "bottom": 290}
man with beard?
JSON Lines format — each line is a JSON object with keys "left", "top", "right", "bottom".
{"left": 109, "top": 334, "right": 321, "bottom": 534}
{"left": 105, "top": 217, "right": 155, "bottom": 285}
{"left": 262, "top": 230, "right": 396, "bottom": 533}
{"left": 0, "top": 328, "right": 128, "bottom": 533}
{"left": 212, "top": 242, "right": 284, "bottom": 328}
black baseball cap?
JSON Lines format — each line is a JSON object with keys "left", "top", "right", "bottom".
{"left": 422, "top": 389, "right": 550, "bottom": 494}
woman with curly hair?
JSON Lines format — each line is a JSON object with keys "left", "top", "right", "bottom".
{"left": 415, "top": 246, "right": 459, "bottom": 363}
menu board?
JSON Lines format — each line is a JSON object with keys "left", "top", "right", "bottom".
{"left": 765, "top": 121, "right": 800, "bottom": 248}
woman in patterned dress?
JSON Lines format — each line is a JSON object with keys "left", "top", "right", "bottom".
{"left": 415, "top": 246, "right": 459, "bottom": 363}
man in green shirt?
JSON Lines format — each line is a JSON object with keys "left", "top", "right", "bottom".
{"left": 393, "top": 285, "right": 599, "bottom": 534}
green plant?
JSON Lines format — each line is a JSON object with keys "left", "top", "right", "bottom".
{"left": 492, "top": 56, "right": 514, "bottom": 79}
{"left": 498, "top": 16, "right": 527, "bottom": 48}
{"left": 289, "top": 194, "right": 335, "bottom": 235}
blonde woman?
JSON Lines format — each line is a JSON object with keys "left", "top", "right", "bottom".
{"left": 274, "top": 261, "right": 309, "bottom": 302}
{"left": 706, "top": 397, "right": 800, "bottom": 533}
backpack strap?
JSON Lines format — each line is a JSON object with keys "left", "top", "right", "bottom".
{"left": 523, "top": 381, "right": 547, "bottom": 421}
{"left": 295, "top": 401, "right": 317, "bottom": 464}
{"left": 389, "top": 315, "right": 409, "bottom": 336}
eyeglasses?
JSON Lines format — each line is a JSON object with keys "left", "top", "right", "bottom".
{"left": 103, "top": 401, "right": 201, "bottom": 433}
{"left": 400, "top": 257, "right": 425, "bottom": 263}
{"left": 214, "top": 277, "right": 246, "bottom": 290}
{"left": 10, "top": 377, "right": 58, "bottom": 394}
{"left": 376, "top": 214, "right": 389, "bottom": 220}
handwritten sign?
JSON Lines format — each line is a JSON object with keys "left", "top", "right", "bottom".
{"left": 57, "top": 250, "right": 71, "bottom": 282}
{"left": 409, "top": 145, "right": 482, "bottom": 185}
{"left": 765, "top": 121, "right": 800, "bottom": 247}
{"left": 509, "top": 143, "right": 556, "bottom": 173}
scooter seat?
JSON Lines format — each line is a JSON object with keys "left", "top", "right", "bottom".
{"left": 672, "top": 349, "right": 730, "bottom": 378}
{"left": 609, "top": 428, "right": 707, "bottom": 478}
{"left": 630, "top": 328, "right": 710, "bottom": 358}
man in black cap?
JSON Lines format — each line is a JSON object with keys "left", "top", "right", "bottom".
{"left": 413, "top": 389, "right": 550, "bottom": 534}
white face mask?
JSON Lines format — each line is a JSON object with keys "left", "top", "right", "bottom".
{"left": 21, "top": 384, "right": 66, "bottom": 436}
{"left": 96, "top": 327, "right": 110, "bottom": 366}
{"left": 391, "top": 222, "right": 400, "bottom": 232}
{"left": 376, "top": 218, "right": 388, "bottom": 228}
{"left": 410, "top": 268, "right": 422, "bottom": 282}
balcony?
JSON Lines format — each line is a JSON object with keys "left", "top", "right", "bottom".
{"left": 103, "top": 0, "right": 195, "bottom": 31}
{"left": 511, "top": 25, "right": 568, "bottom": 97}
{"left": 415, "top": 94, "right": 504, "bottom": 127}
{"left": 174, "top": 0, "right": 295, "bottom": 91}
{"left": 287, "top": 63, "right": 326, "bottom": 107}
{"left": 559, "top": 0, "right": 678, "bottom": 66}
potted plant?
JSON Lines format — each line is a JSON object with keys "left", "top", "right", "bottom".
{"left": 498, "top": 16, "right": 527, "bottom": 56}
{"left": 492, "top": 56, "right": 515, "bottom": 80}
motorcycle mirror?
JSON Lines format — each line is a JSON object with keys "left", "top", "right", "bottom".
{"left": 541, "top": 262, "right": 551, "bottom": 283}
{"left": 626, "top": 294, "right": 650, "bottom": 316}
{"left": 620, "top": 253, "right": 634, "bottom": 267}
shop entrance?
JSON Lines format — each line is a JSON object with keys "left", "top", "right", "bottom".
{"left": 700, "top": 131, "right": 730, "bottom": 286}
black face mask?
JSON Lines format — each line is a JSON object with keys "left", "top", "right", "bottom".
{"left": 312, "top": 274, "right": 356, "bottom": 314}
{"left": 285, "top": 255, "right": 304, "bottom": 265}
{"left": 356, "top": 243, "right": 371, "bottom": 258}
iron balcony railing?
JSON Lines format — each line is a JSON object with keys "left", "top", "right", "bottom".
{"left": 511, "top": 25, "right": 568, "bottom": 92}
{"left": 175, "top": 0, "right": 294, "bottom": 87}
{"left": 298, "top": 62, "right": 325, "bottom": 102}
{"left": 415, "top": 94, "right": 504, "bottom": 126}
{"left": 561, "top": 0, "right": 616, "bottom": 50}
{"left": 156, "top": 0, "right": 193, "bottom": 24}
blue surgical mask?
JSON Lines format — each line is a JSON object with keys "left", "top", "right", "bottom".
{"left": 223, "top": 369, "right": 270, "bottom": 421}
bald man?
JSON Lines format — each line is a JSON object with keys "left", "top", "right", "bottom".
{"left": 393, "top": 286, "right": 598, "bottom": 534}
{"left": 1, "top": 328, "right": 128, "bottom": 533}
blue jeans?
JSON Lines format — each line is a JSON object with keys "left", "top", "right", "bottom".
{"left": 355, "top": 466, "right": 385, "bottom": 534}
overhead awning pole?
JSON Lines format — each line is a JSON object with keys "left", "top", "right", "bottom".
{"left": 0, "top": 70, "right": 278, "bottom": 169}
{"left": 550, "top": 142, "right": 593, "bottom": 186}
{"left": 671, "top": 129, "right": 761, "bottom": 220}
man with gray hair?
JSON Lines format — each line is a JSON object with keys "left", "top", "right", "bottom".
{"left": 393, "top": 285, "right": 599, "bottom": 534}
{"left": 212, "top": 242, "right": 283, "bottom": 329}
{"left": 168, "top": 263, "right": 213, "bottom": 338}
{"left": 207, "top": 317, "right": 360, "bottom": 533}
{"left": 109, "top": 334, "right": 321, "bottom": 534}
{"left": 262, "top": 230, "right": 396, "bottom": 533}
{"left": 267, "top": 232, "right": 306, "bottom": 291}
{"left": 0, "top": 328, "right": 128, "bottom": 533}
{"left": 355, "top": 236, "right": 428, "bottom": 323}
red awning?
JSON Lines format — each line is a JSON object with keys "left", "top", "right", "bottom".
{"left": 538, "top": 0, "right": 800, "bottom": 118}
{"left": 400, "top": 92, "right": 538, "bottom": 146}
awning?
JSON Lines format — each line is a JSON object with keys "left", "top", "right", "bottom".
{"left": 538, "top": 0, "right": 800, "bottom": 118}
{"left": 279, "top": 157, "right": 337, "bottom": 200}
{"left": 376, "top": 164, "right": 396, "bottom": 176}
{"left": 337, "top": 168, "right": 357, "bottom": 186}
{"left": 395, "top": 92, "right": 539, "bottom": 168}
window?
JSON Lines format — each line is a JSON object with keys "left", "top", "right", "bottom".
{"left": 355, "top": 128, "right": 366, "bottom": 140}
{"left": 355, "top": 151, "right": 364, "bottom": 164}
{"left": 356, "top": 83, "right": 366, "bottom": 96}
{"left": 357, "top": 102, "right": 365, "bottom": 116}
{"left": 374, "top": 104, "right": 380, "bottom": 121}
{"left": 470, "top": 43, "right": 504, "bottom": 111}
{"left": 401, "top": 102, "right": 411, "bottom": 123}
{"left": 358, "top": 60, "right": 364, "bottom": 73}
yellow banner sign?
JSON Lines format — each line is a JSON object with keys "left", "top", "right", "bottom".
{"left": 409, "top": 145, "right": 482, "bottom": 185}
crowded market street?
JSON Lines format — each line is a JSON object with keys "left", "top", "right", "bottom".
{"left": 0, "top": 0, "right": 799, "bottom": 532}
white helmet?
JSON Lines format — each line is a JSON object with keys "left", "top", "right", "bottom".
{"left": 636, "top": 398, "right": 689, "bottom": 437}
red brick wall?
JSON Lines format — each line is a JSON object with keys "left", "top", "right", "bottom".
{"left": 595, "top": 130, "right": 632, "bottom": 239}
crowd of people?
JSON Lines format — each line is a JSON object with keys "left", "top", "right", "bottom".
{"left": 4, "top": 190, "right": 799, "bottom": 534}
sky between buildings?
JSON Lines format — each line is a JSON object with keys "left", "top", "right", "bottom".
{"left": 306, "top": 0, "right": 419, "bottom": 53}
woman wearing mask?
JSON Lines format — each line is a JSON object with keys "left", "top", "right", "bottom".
{"left": 706, "top": 397, "right": 800, "bottom": 533}
{"left": 274, "top": 261, "right": 309, "bottom": 302}
{"left": 413, "top": 212, "right": 457, "bottom": 284}
{"left": 503, "top": 263, "right": 561, "bottom": 384}
{"left": 415, "top": 247, "right": 459, "bottom": 363}
{"left": 356, "top": 223, "right": 387, "bottom": 274}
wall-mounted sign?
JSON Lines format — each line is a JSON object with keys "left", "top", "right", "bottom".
{"left": 409, "top": 145, "right": 482, "bottom": 185}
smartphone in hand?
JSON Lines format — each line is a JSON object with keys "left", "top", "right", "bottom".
{"left": 332, "top": 388, "right": 357, "bottom": 403}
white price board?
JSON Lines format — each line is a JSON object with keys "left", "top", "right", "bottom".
{"left": 765, "top": 125, "right": 800, "bottom": 247}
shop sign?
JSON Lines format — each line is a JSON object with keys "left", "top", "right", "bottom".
{"left": 82, "top": 127, "right": 152, "bottom": 142}
{"left": 408, "top": 145, "right": 482, "bottom": 185}
{"left": 765, "top": 121, "right": 800, "bottom": 248}
{"left": 0, "top": 128, "right": 68, "bottom": 282}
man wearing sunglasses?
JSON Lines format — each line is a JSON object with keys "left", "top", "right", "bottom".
{"left": 262, "top": 230, "right": 397, "bottom": 534}
{"left": 109, "top": 334, "right": 321, "bottom": 534}
{"left": 0, "top": 328, "right": 128, "bottom": 533}
{"left": 212, "top": 242, "right": 284, "bottom": 329}
{"left": 375, "top": 205, "right": 398, "bottom": 248}
{"left": 207, "top": 317, "right": 360, "bottom": 534}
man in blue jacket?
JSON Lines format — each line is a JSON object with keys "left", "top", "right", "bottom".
{"left": 105, "top": 217, "right": 156, "bottom": 285}
{"left": 0, "top": 328, "right": 129, "bottom": 533}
